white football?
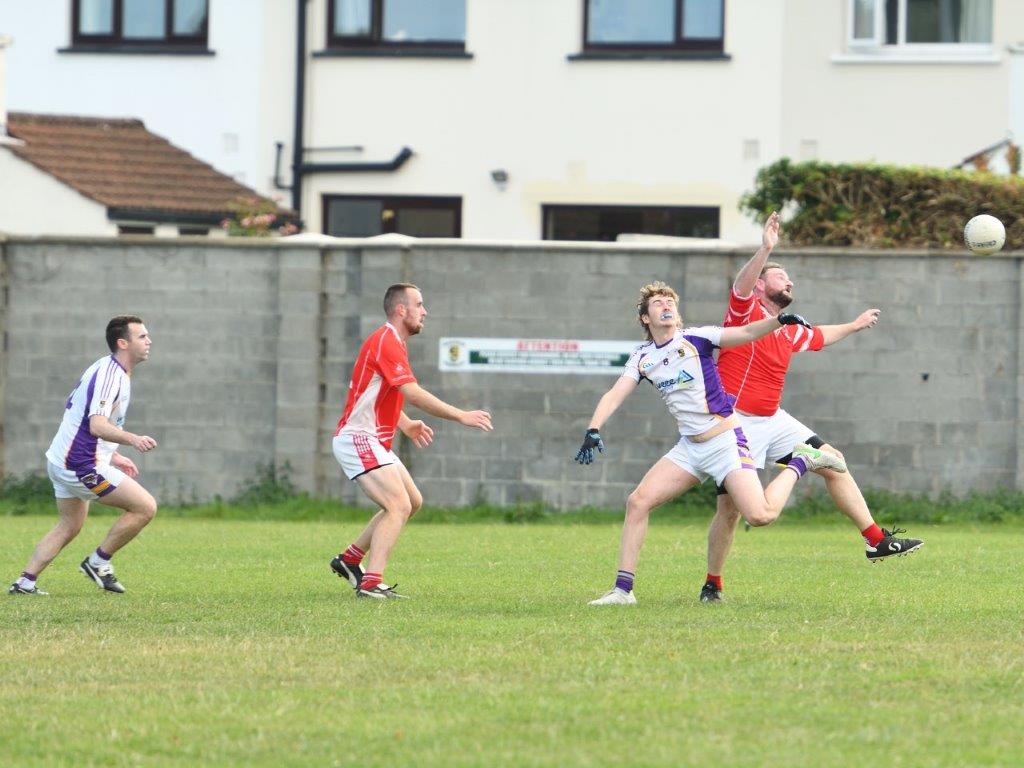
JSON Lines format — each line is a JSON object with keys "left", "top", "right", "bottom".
{"left": 964, "top": 214, "right": 1006, "bottom": 255}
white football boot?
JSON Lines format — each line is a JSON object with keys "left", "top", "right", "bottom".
{"left": 588, "top": 588, "right": 637, "bottom": 606}
{"left": 791, "top": 443, "right": 847, "bottom": 474}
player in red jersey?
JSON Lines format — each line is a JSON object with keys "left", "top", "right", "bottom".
{"left": 329, "top": 283, "right": 492, "bottom": 599}
{"left": 700, "top": 213, "right": 922, "bottom": 603}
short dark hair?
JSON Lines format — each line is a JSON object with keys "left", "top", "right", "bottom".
{"left": 383, "top": 283, "right": 419, "bottom": 316}
{"left": 106, "top": 315, "right": 143, "bottom": 353}
{"left": 759, "top": 261, "right": 785, "bottom": 278}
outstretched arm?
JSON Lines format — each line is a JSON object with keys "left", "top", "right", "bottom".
{"left": 719, "top": 312, "right": 811, "bottom": 349}
{"left": 575, "top": 376, "right": 638, "bottom": 465}
{"left": 587, "top": 375, "right": 638, "bottom": 431}
{"left": 733, "top": 211, "right": 779, "bottom": 297}
{"left": 818, "top": 309, "right": 880, "bottom": 347}
{"left": 400, "top": 383, "right": 492, "bottom": 431}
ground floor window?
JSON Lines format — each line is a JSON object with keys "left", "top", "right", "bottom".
{"left": 542, "top": 204, "right": 719, "bottom": 241}
{"left": 323, "top": 194, "right": 462, "bottom": 237}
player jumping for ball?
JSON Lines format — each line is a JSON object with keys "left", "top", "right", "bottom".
{"left": 698, "top": 212, "right": 923, "bottom": 604}
{"left": 577, "top": 282, "right": 846, "bottom": 605}
{"left": 329, "top": 283, "right": 492, "bottom": 599}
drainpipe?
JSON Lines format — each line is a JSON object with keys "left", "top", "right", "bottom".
{"left": 292, "top": 0, "right": 309, "bottom": 215}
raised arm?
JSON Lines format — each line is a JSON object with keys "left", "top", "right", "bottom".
{"left": 719, "top": 312, "right": 811, "bottom": 349}
{"left": 399, "top": 382, "right": 492, "bottom": 431}
{"left": 733, "top": 211, "right": 779, "bottom": 298}
{"left": 818, "top": 308, "right": 880, "bottom": 347}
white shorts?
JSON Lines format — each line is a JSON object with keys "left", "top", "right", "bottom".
{"left": 663, "top": 428, "right": 757, "bottom": 486}
{"left": 735, "top": 409, "right": 816, "bottom": 470}
{"left": 333, "top": 432, "right": 400, "bottom": 481}
{"left": 48, "top": 461, "right": 125, "bottom": 501}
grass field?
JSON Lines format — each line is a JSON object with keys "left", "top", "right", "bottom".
{"left": 2, "top": 515, "right": 1022, "bottom": 767}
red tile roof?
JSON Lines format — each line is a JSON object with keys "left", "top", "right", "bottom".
{"left": 7, "top": 112, "right": 289, "bottom": 220}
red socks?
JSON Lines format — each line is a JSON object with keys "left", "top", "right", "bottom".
{"left": 341, "top": 544, "right": 365, "bottom": 565}
{"left": 360, "top": 571, "right": 382, "bottom": 591}
{"left": 861, "top": 524, "right": 885, "bottom": 547}
{"left": 706, "top": 573, "right": 723, "bottom": 590}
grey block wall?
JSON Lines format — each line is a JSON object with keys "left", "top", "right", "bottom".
{"left": 1, "top": 236, "right": 1020, "bottom": 507}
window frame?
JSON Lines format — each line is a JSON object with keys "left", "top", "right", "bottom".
{"left": 846, "top": 0, "right": 993, "bottom": 53}
{"left": 71, "top": 0, "right": 208, "bottom": 49}
{"left": 541, "top": 203, "right": 720, "bottom": 242}
{"left": 322, "top": 194, "right": 463, "bottom": 238}
{"left": 326, "top": 0, "right": 466, "bottom": 51}
{"left": 582, "top": 0, "right": 725, "bottom": 53}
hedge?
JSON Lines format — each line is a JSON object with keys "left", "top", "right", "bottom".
{"left": 741, "top": 158, "right": 1024, "bottom": 249}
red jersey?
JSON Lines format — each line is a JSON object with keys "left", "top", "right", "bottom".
{"left": 335, "top": 323, "right": 417, "bottom": 450}
{"left": 716, "top": 289, "right": 824, "bottom": 416}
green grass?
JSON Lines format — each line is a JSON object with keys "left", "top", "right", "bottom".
{"left": 2, "top": 516, "right": 1022, "bottom": 767}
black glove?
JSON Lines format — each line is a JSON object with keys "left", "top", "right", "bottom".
{"left": 574, "top": 429, "right": 604, "bottom": 465}
{"left": 778, "top": 312, "right": 812, "bottom": 329}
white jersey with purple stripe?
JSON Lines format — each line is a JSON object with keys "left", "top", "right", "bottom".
{"left": 622, "top": 327, "right": 733, "bottom": 436}
{"left": 45, "top": 356, "right": 131, "bottom": 471}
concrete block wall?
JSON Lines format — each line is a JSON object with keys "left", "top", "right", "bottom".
{"left": 1, "top": 236, "right": 1019, "bottom": 508}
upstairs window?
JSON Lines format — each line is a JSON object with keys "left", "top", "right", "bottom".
{"left": 584, "top": 0, "right": 724, "bottom": 52}
{"left": 849, "top": 0, "right": 992, "bottom": 49}
{"left": 73, "top": 0, "right": 208, "bottom": 47}
{"left": 328, "top": 0, "right": 466, "bottom": 49}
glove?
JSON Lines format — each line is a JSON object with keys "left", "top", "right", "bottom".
{"left": 778, "top": 312, "right": 812, "bottom": 329}
{"left": 574, "top": 428, "right": 604, "bottom": 465}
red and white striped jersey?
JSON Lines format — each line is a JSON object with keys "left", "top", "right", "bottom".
{"left": 335, "top": 323, "right": 416, "bottom": 450}
{"left": 716, "top": 289, "right": 824, "bottom": 416}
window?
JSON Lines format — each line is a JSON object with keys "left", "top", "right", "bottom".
{"left": 328, "top": 0, "right": 466, "bottom": 49}
{"left": 542, "top": 205, "right": 719, "bottom": 242}
{"left": 178, "top": 225, "right": 209, "bottom": 236}
{"left": 323, "top": 195, "right": 462, "bottom": 238}
{"left": 72, "top": 0, "right": 208, "bottom": 47}
{"left": 584, "top": 0, "right": 724, "bottom": 52}
{"left": 848, "top": 0, "right": 992, "bottom": 49}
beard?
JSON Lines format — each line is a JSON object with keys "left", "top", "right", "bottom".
{"left": 406, "top": 320, "right": 423, "bottom": 335}
{"left": 765, "top": 288, "right": 793, "bottom": 309}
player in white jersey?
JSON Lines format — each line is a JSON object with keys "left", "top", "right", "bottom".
{"left": 9, "top": 316, "right": 158, "bottom": 596}
{"left": 576, "top": 282, "right": 848, "bottom": 605}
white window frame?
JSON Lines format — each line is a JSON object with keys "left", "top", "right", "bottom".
{"left": 842, "top": 0, "right": 996, "bottom": 63}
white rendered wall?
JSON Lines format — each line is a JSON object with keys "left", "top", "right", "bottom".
{"left": 0, "top": 0, "right": 293, "bottom": 195}
{"left": 302, "top": 0, "right": 783, "bottom": 242}
{"left": 779, "top": 0, "right": 1019, "bottom": 168}
{"left": 302, "top": 0, "right": 1018, "bottom": 241}
{"left": 0, "top": 150, "right": 115, "bottom": 235}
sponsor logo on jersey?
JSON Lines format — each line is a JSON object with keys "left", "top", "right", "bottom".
{"left": 656, "top": 370, "right": 696, "bottom": 392}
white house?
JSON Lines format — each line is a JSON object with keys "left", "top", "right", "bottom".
{"left": 2, "top": 1, "right": 1022, "bottom": 241}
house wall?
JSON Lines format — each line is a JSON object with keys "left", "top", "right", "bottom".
{"left": 0, "top": 149, "right": 114, "bottom": 235}
{"left": 1, "top": 236, "right": 1020, "bottom": 508}
{"left": 779, "top": 0, "right": 1023, "bottom": 167}
{"left": 3, "top": 1, "right": 1017, "bottom": 239}
{"left": 1, "top": 0, "right": 293, "bottom": 194}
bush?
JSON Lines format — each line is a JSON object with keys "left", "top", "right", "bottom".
{"left": 741, "top": 158, "right": 1024, "bottom": 248}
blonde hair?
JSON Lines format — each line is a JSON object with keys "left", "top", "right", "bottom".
{"left": 636, "top": 281, "right": 681, "bottom": 341}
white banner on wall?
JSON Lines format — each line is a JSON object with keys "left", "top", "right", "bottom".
{"left": 438, "top": 337, "right": 637, "bottom": 375}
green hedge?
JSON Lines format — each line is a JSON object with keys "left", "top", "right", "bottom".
{"left": 741, "top": 158, "right": 1024, "bottom": 249}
